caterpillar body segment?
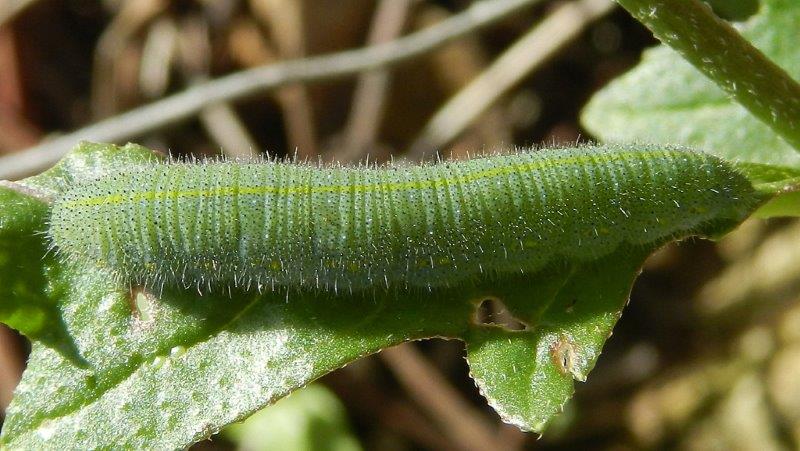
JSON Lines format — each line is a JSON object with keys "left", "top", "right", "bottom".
{"left": 48, "top": 145, "right": 759, "bottom": 292}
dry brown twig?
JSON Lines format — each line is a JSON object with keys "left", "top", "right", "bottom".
{"left": 0, "top": 0, "right": 39, "bottom": 27}
{"left": 0, "top": 324, "right": 24, "bottom": 413}
{"left": 334, "top": 0, "right": 417, "bottom": 162}
{"left": 381, "top": 343, "right": 513, "bottom": 451}
{"left": 91, "top": 0, "right": 168, "bottom": 118}
{"left": 415, "top": 5, "right": 514, "bottom": 160}
{"left": 250, "top": 0, "right": 318, "bottom": 159}
{"left": 408, "top": 0, "right": 616, "bottom": 157}
{"left": 0, "top": 27, "right": 40, "bottom": 150}
{"left": 175, "top": 14, "right": 260, "bottom": 159}
{"left": 0, "top": 0, "right": 543, "bottom": 180}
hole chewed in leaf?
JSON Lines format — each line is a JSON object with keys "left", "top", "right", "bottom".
{"left": 550, "top": 335, "right": 586, "bottom": 382}
{"left": 129, "top": 287, "right": 156, "bottom": 323}
{"left": 474, "top": 297, "right": 529, "bottom": 331}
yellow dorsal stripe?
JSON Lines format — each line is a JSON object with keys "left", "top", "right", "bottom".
{"left": 65, "top": 151, "right": 676, "bottom": 208}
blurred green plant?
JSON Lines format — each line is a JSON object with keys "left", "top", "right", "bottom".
{"left": 222, "top": 384, "right": 361, "bottom": 451}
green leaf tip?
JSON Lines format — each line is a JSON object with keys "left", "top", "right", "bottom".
{"left": 0, "top": 186, "right": 87, "bottom": 366}
{"left": 466, "top": 245, "right": 652, "bottom": 432}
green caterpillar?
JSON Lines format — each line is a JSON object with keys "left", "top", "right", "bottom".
{"left": 48, "top": 145, "right": 759, "bottom": 293}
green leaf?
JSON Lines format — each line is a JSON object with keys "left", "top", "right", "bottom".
{"left": 734, "top": 161, "right": 800, "bottom": 193}
{"left": 0, "top": 142, "right": 759, "bottom": 447}
{"left": 17, "top": 141, "right": 160, "bottom": 198}
{"left": 0, "top": 185, "right": 50, "bottom": 336}
{"left": 1, "top": 254, "right": 472, "bottom": 448}
{"left": 0, "top": 142, "right": 169, "bottom": 362}
{"left": 0, "top": 143, "right": 472, "bottom": 448}
{"left": 466, "top": 245, "right": 651, "bottom": 431}
{"left": 706, "top": 0, "right": 759, "bottom": 21}
{"left": 582, "top": 0, "right": 800, "bottom": 168}
{"left": 222, "top": 383, "right": 362, "bottom": 451}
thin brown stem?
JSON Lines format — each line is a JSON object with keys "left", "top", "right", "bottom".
{"left": 0, "top": 0, "right": 542, "bottom": 180}
{"left": 409, "top": 0, "right": 615, "bottom": 157}
{"left": 381, "top": 343, "right": 503, "bottom": 451}
{"left": 336, "top": 0, "right": 416, "bottom": 162}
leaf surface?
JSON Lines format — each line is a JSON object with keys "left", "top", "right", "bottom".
{"left": 0, "top": 142, "right": 759, "bottom": 447}
{"left": 582, "top": 0, "right": 800, "bottom": 168}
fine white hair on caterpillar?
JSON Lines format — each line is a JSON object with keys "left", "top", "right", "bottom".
{"left": 47, "top": 144, "right": 760, "bottom": 294}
